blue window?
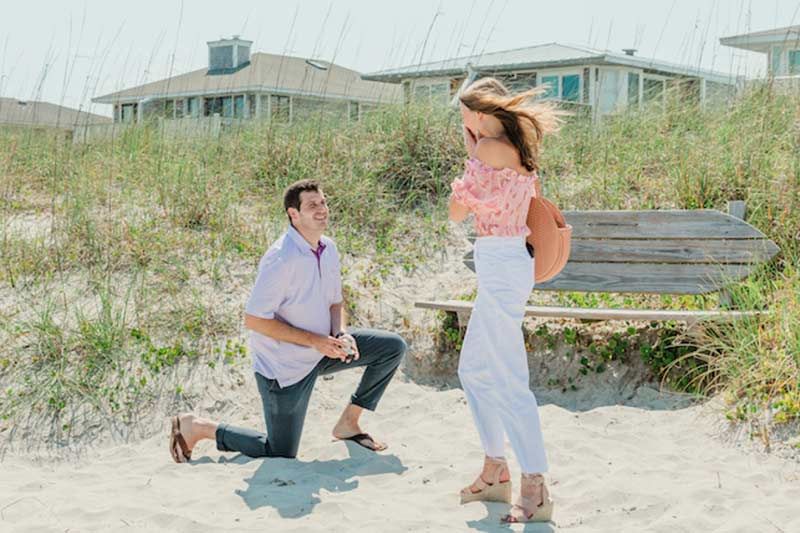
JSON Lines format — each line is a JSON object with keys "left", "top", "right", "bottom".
{"left": 234, "top": 95, "right": 245, "bottom": 118}
{"left": 541, "top": 75, "right": 559, "bottom": 99}
{"left": 789, "top": 50, "right": 800, "bottom": 75}
{"left": 628, "top": 72, "right": 640, "bottom": 105}
{"left": 562, "top": 75, "right": 580, "bottom": 102}
{"left": 222, "top": 96, "right": 234, "bottom": 117}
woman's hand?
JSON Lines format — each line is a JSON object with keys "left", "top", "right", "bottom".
{"left": 463, "top": 125, "right": 478, "bottom": 158}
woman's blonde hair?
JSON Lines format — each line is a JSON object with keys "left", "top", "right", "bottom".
{"left": 459, "top": 77, "right": 564, "bottom": 172}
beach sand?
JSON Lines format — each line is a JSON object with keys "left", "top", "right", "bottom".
{"left": 1, "top": 368, "right": 799, "bottom": 532}
{"left": 1, "top": 234, "right": 799, "bottom": 532}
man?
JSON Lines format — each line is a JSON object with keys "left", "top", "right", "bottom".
{"left": 169, "top": 179, "right": 407, "bottom": 462}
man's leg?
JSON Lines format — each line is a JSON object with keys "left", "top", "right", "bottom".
{"left": 175, "top": 371, "right": 317, "bottom": 460}
{"left": 318, "top": 328, "right": 406, "bottom": 449}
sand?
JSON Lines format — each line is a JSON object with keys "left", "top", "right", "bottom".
{"left": 1, "top": 368, "right": 799, "bottom": 532}
{"left": 1, "top": 230, "right": 799, "bottom": 532}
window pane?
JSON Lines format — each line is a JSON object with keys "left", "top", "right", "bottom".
{"left": 789, "top": 50, "right": 800, "bottom": 75}
{"left": 175, "top": 99, "right": 185, "bottom": 118}
{"left": 541, "top": 75, "right": 559, "bottom": 99}
{"left": 598, "top": 70, "right": 622, "bottom": 113}
{"left": 205, "top": 97, "right": 224, "bottom": 116}
{"left": 772, "top": 46, "right": 783, "bottom": 74}
{"left": 121, "top": 104, "right": 135, "bottom": 123}
{"left": 628, "top": 73, "right": 640, "bottom": 105}
{"left": 270, "top": 95, "right": 290, "bottom": 122}
{"left": 562, "top": 75, "right": 580, "bottom": 102}
{"left": 248, "top": 94, "right": 256, "bottom": 117}
{"left": 429, "top": 82, "right": 449, "bottom": 104}
{"left": 643, "top": 78, "right": 664, "bottom": 103}
{"left": 498, "top": 72, "right": 536, "bottom": 92}
{"left": 222, "top": 97, "right": 234, "bottom": 118}
{"left": 209, "top": 45, "right": 233, "bottom": 71}
{"left": 187, "top": 98, "right": 196, "bottom": 117}
{"left": 349, "top": 101, "right": 359, "bottom": 121}
{"left": 234, "top": 95, "right": 245, "bottom": 118}
{"left": 413, "top": 83, "right": 429, "bottom": 100}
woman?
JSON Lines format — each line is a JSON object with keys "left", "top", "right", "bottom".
{"left": 449, "top": 77, "right": 562, "bottom": 523}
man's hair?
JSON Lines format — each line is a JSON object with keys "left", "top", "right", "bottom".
{"left": 283, "top": 179, "right": 321, "bottom": 221}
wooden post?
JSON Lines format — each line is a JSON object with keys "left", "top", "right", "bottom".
{"left": 456, "top": 310, "right": 472, "bottom": 328}
{"left": 719, "top": 200, "right": 747, "bottom": 308}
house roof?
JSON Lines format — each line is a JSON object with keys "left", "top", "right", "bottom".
{"left": 93, "top": 52, "right": 402, "bottom": 105}
{"left": 0, "top": 97, "right": 110, "bottom": 129}
{"left": 720, "top": 25, "right": 800, "bottom": 52}
{"left": 363, "top": 42, "right": 738, "bottom": 85}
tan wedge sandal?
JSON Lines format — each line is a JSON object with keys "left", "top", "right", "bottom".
{"left": 459, "top": 457, "right": 512, "bottom": 504}
{"left": 501, "top": 473, "right": 554, "bottom": 523}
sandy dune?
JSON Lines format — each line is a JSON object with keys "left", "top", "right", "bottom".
{"left": 1, "top": 368, "right": 799, "bottom": 532}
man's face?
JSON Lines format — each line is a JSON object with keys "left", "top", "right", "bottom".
{"left": 289, "top": 189, "right": 329, "bottom": 233}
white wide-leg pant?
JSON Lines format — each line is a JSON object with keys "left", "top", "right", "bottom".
{"left": 457, "top": 236, "right": 548, "bottom": 474}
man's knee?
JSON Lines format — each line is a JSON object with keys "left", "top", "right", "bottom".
{"left": 268, "top": 440, "right": 299, "bottom": 459}
{"left": 385, "top": 333, "right": 407, "bottom": 362}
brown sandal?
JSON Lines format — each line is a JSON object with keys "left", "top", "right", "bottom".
{"left": 460, "top": 457, "right": 512, "bottom": 504}
{"left": 501, "top": 474, "right": 554, "bottom": 523}
{"left": 169, "top": 416, "right": 192, "bottom": 463}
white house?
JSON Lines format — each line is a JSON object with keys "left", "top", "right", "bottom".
{"left": 720, "top": 25, "right": 800, "bottom": 80}
{"left": 92, "top": 36, "right": 401, "bottom": 125}
{"left": 363, "top": 43, "right": 739, "bottom": 120}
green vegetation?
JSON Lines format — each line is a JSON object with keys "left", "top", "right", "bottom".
{"left": 1, "top": 85, "right": 798, "bottom": 440}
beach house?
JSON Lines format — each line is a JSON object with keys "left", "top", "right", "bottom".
{"left": 91, "top": 36, "right": 401, "bottom": 127}
{"left": 362, "top": 43, "right": 739, "bottom": 120}
{"left": 720, "top": 25, "right": 800, "bottom": 88}
{"left": 0, "top": 97, "right": 109, "bottom": 132}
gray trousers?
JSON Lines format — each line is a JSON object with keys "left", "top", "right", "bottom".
{"left": 215, "top": 328, "right": 407, "bottom": 458}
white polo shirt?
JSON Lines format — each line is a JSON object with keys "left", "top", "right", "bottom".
{"left": 245, "top": 225, "right": 343, "bottom": 387}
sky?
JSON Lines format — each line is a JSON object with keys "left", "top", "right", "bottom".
{"left": 1, "top": 0, "right": 799, "bottom": 116}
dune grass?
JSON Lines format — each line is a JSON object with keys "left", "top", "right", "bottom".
{"left": 0, "top": 86, "right": 798, "bottom": 442}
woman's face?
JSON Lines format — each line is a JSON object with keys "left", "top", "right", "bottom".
{"left": 460, "top": 102, "right": 480, "bottom": 136}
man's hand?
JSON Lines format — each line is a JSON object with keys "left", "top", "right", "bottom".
{"left": 311, "top": 334, "right": 348, "bottom": 360}
{"left": 338, "top": 333, "right": 360, "bottom": 362}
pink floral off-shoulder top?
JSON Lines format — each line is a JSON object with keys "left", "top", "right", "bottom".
{"left": 450, "top": 157, "right": 539, "bottom": 237}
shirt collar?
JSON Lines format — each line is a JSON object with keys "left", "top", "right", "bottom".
{"left": 287, "top": 225, "right": 326, "bottom": 255}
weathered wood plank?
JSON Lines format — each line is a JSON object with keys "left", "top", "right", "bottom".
{"left": 463, "top": 239, "right": 778, "bottom": 264}
{"left": 461, "top": 258, "right": 754, "bottom": 294}
{"left": 557, "top": 238, "right": 778, "bottom": 264}
{"left": 562, "top": 210, "right": 766, "bottom": 239}
{"left": 415, "top": 300, "right": 761, "bottom": 323}
{"left": 720, "top": 201, "right": 748, "bottom": 308}
{"left": 727, "top": 200, "right": 747, "bottom": 220}
{"left": 466, "top": 209, "right": 770, "bottom": 241}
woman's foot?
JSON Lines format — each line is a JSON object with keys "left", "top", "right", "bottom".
{"left": 501, "top": 473, "right": 553, "bottom": 523}
{"left": 460, "top": 456, "right": 512, "bottom": 504}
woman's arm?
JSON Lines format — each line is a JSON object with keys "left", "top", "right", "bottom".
{"left": 449, "top": 195, "right": 470, "bottom": 222}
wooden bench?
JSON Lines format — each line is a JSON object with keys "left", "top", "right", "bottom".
{"left": 416, "top": 201, "right": 780, "bottom": 327}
